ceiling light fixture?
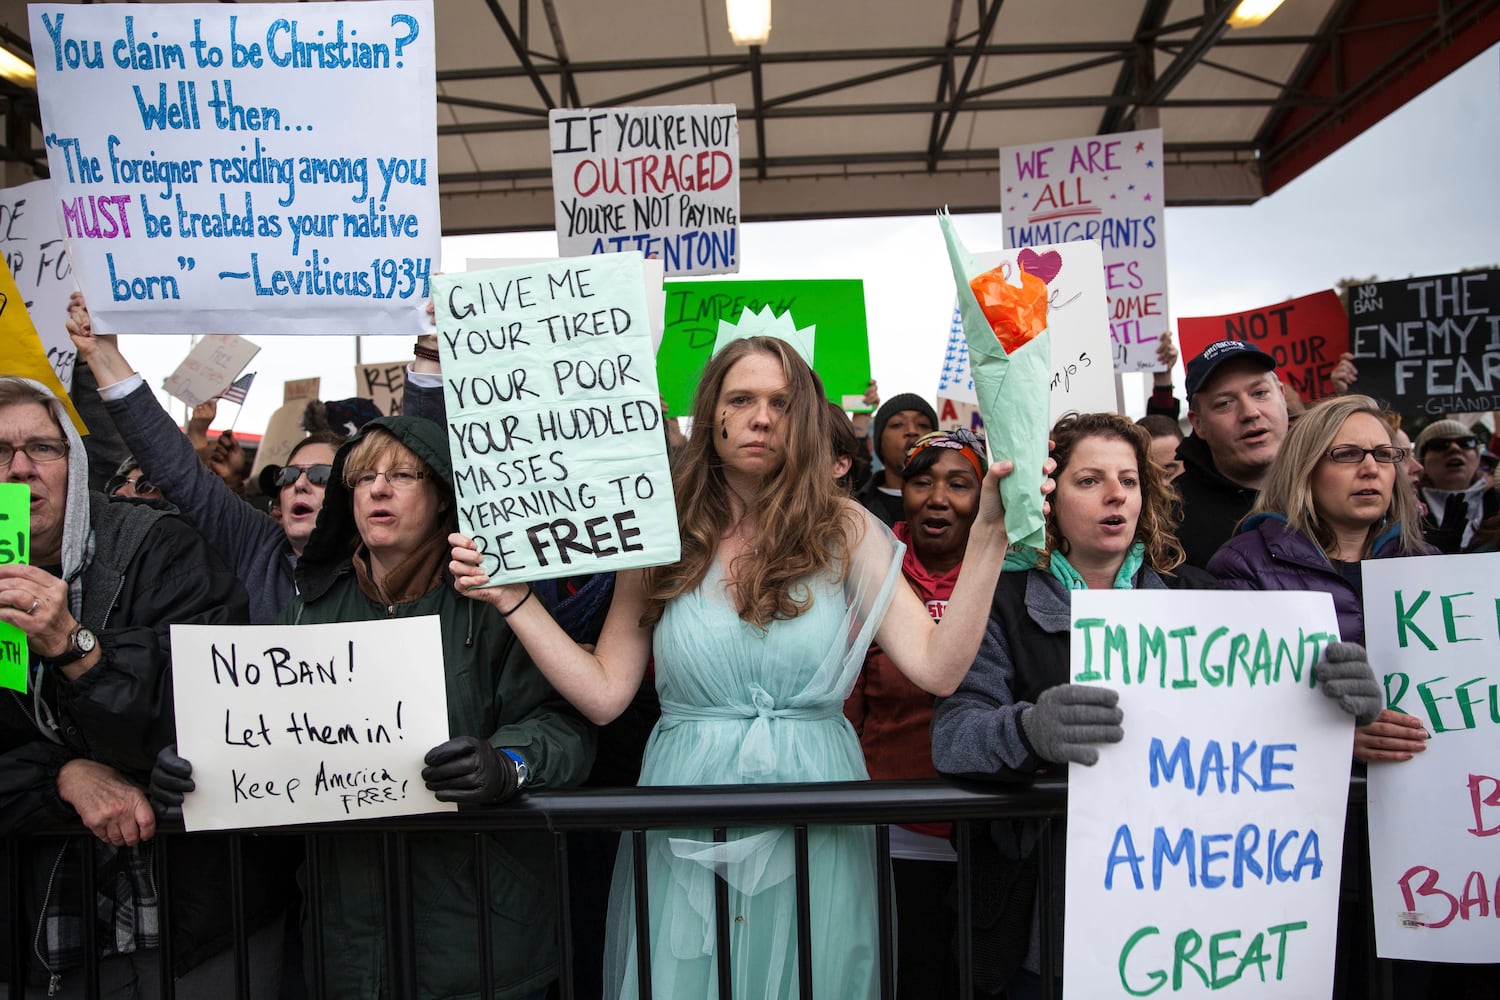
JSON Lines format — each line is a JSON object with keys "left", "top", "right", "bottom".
{"left": 1228, "top": 0, "right": 1287, "bottom": 30}
{"left": 0, "top": 45, "right": 35, "bottom": 87}
{"left": 726, "top": 0, "right": 771, "bottom": 46}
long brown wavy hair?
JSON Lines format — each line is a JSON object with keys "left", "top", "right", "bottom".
{"left": 1043, "top": 411, "right": 1185, "bottom": 574}
{"left": 641, "top": 336, "right": 858, "bottom": 628}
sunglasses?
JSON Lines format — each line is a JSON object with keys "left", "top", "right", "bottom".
{"left": 1421, "top": 435, "right": 1478, "bottom": 455}
{"left": 108, "top": 474, "right": 159, "bottom": 497}
{"left": 274, "top": 464, "right": 334, "bottom": 489}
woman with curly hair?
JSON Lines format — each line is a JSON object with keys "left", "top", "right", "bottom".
{"left": 930, "top": 411, "right": 1214, "bottom": 998}
{"left": 451, "top": 335, "right": 1047, "bottom": 1000}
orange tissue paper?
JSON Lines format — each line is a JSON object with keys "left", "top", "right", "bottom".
{"left": 968, "top": 266, "right": 1049, "bottom": 355}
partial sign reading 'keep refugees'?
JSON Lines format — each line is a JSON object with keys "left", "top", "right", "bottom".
{"left": 29, "top": 1, "right": 439, "bottom": 336}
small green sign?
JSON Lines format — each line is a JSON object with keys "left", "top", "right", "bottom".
{"left": 0, "top": 482, "right": 30, "bottom": 693}
{"left": 656, "top": 279, "right": 872, "bottom": 417}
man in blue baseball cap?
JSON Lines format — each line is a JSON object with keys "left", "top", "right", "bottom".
{"left": 1174, "top": 339, "right": 1290, "bottom": 567}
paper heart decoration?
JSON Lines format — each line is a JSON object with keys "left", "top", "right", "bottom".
{"left": 1017, "top": 248, "right": 1063, "bottom": 285}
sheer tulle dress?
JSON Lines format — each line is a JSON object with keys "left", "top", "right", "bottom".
{"left": 603, "top": 511, "right": 905, "bottom": 999}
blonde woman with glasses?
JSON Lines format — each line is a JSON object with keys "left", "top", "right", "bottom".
{"left": 1207, "top": 394, "right": 1433, "bottom": 764}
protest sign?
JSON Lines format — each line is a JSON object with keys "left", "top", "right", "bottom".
{"left": 1065, "top": 590, "right": 1351, "bottom": 999}
{"left": 161, "top": 333, "right": 259, "bottom": 406}
{"left": 1001, "top": 128, "right": 1167, "bottom": 373}
{"left": 1347, "top": 270, "right": 1500, "bottom": 417}
{"left": 468, "top": 256, "right": 668, "bottom": 354}
{"left": 0, "top": 483, "right": 30, "bottom": 693}
{"left": 435, "top": 252, "right": 679, "bottom": 585}
{"left": 549, "top": 104, "right": 739, "bottom": 276}
{"left": 0, "top": 257, "right": 86, "bottom": 433}
{"left": 0, "top": 179, "right": 81, "bottom": 387}
{"left": 1363, "top": 552, "right": 1500, "bottom": 962}
{"left": 284, "top": 376, "right": 321, "bottom": 403}
{"left": 29, "top": 1, "right": 438, "bottom": 336}
{"left": 171, "top": 617, "right": 454, "bottom": 830}
{"left": 657, "top": 278, "right": 871, "bottom": 416}
{"left": 1179, "top": 291, "right": 1348, "bottom": 402}
{"left": 935, "top": 242, "right": 1115, "bottom": 429}
{"left": 356, "top": 360, "right": 406, "bottom": 416}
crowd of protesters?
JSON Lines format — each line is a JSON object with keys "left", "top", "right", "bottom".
{"left": 3, "top": 294, "right": 1497, "bottom": 1000}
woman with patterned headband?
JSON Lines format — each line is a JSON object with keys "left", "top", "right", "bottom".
{"left": 846, "top": 427, "right": 985, "bottom": 999}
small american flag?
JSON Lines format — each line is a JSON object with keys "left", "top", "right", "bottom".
{"left": 219, "top": 372, "right": 256, "bottom": 405}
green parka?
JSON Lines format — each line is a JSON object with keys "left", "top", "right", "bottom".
{"left": 283, "top": 416, "right": 595, "bottom": 1000}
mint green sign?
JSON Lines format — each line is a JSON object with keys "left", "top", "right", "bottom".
{"left": 0, "top": 482, "right": 30, "bottom": 693}
{"left": 657, "top": 279, "right": 872, "bottom": 417}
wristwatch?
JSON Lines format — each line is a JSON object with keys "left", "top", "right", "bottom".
{"left": 498, "top": 749, "right": 530, "bottom": 789}
{"left": 47, "top": 626, "right": 98, "bottom": 668}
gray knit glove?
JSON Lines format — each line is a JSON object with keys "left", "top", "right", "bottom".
{"left": 1315, "top": 641, "right": 1382, "bottom": 726}
{"left": 1020, "top": 684, "right": 1124, "bottom": 766}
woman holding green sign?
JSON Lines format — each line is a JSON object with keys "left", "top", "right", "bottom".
{"left": 450, "top": 333, "right": 1050, "bottom": 1000}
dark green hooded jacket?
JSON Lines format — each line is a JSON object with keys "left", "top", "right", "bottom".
{"left": 284, "top": 416, "right": 595, "bottom": 1000}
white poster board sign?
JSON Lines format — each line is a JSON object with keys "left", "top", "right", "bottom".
{"left": 1001, "top": 127, "right": 1167, "bottom": 373}
{"left": 0, "top": 180, "right": 81, "bottom": 386}
{"left": 1364, "top": 552, "right": 1500, "bottom": 962}
{"left": 171, "top": 617, "right": 456, "bottom": 831}
{"left": 935, "top": 241, "right": 1115, "bottom": 433}
{"left": 1065, "top": 590, "right": 1352, "bottom": 999}
{"left": 161, "top": 333, "right": 259, "bottom": 406}
{"left": 434, "top": 252, "right": 680, "bottom": 584}
{"left": 29, "top": 1, "right": 438, "bottom": 336}
{"left": 549, "top": 104, "right": 740, "bottom": 276}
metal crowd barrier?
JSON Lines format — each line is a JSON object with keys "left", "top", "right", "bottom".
{"left": 3, "top": 775, "right": 1381, "bottom": 1000}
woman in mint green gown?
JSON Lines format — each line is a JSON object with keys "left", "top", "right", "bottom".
{"left": 452, "top": 335, "right": 1030, "bottom": 999}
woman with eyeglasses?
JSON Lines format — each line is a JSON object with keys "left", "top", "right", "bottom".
{"left": 68, "top": 294, "right": 343, "bottom": 623}
{"left": 153, "top": 415, "right": 593, "bottom": 999}
{"left": 1207, "top": 395, "right": 1434, "bottom": 764}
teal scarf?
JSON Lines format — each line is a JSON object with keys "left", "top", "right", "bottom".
{"left": 1046, "top": 542, "right": 1145, "bottom": 591}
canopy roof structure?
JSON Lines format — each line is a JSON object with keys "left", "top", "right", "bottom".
{"left": 0, "top": 0, "right": 1494, "bottom": 235}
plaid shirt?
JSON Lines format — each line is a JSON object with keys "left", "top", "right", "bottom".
{"left": 37, "top": 839, "right": 159, "bottom": 974}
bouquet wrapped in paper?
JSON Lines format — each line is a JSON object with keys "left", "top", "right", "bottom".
{"left": 938, "top": 211, "right": 1051, "bottom": 553}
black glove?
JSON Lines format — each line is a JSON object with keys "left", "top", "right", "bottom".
{"left": 1315, "top": 641, "right": 1382, "bottom": 726}
{"left": 149, "top": 744, "right": 195, "bottom": 818}
{"left": 422, "top": 736, "right": 520, "bottom": 805}
{"left": 1019, "top": 684, "right": 1124, "bottom": 767}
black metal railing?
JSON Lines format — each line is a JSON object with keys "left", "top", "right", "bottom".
{"left": 4, "top": 775, "right": 1382, "bottom": 1000}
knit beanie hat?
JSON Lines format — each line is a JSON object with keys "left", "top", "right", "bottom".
{"left": 872, "top": 393, "right": 939, "bottom": 444}
{"left": 1414, "top": 419, "right": 1475, "bottom": 457}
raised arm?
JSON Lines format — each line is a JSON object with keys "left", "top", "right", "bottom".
{"left": 450, "top": 536, "right": 654, "bottom": 725}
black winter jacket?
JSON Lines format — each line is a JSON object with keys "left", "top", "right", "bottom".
{"left": 1173, "top": 433, "right": 1260, "bottom": 569}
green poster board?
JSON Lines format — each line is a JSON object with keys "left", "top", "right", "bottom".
{"left": 657, "top": 279, "right": 872, "bottom": 417}
{"left": 0, "top": 482, "right": 30, "bottom": 692}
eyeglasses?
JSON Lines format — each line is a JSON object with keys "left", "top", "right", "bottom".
{"left": 346, "top": 467, "right": 427, "bottom": 491}
{"left": 1421, "top": 435, "right": 1478, "bottom": 455}
{"left": 274, "top": 464, "right": 334, "bottom": 489}
{"left": 109, "top": 475, "right": 159, "bottom": 498}
{"left": 1325, "top": 445, "right": 1407, "bottom": 465}
{"left": 0, "top": 439, "right": 69, "bottom": 468}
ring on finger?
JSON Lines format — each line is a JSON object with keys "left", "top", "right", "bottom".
{"left": 28, "top": 596, "right": 39, "bottom": 615}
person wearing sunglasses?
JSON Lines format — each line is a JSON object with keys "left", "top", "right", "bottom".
{"left": 1412, "top": 418, "right": 1499, "bottom": 554}
{"left": 106, "top": 456, "right": 163, "bottom": 502}
{"left": 67, "top": 293, "right": 343, "bottom": 623}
